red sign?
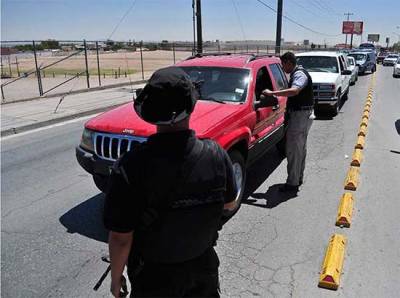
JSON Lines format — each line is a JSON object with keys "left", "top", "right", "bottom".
{"left": 342, "top": 21, "right": 363, "bottom": 35}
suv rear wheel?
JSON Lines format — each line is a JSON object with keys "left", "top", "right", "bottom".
{"left": 223, "top": 150, "right": 246, "bottom": 218}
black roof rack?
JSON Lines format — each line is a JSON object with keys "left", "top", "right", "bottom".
{"left": 184, "top": 52, "right": 280, "bottom": 62}
{"left": 185, "top": 52, "right": 233, "bottom": 60}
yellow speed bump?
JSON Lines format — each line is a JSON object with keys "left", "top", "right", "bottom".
{"left": 362, "top": 111, "right": 369, "bottom": 120}
{"left": 363, "top": 107, "right": 370, "bottom": 113}
{"left": 336, "top": 193, "right": 354, "bottom": 227}
{"left": 358, "top": 126, "right": 367, "bottom": 137}
{"left": 351, "top": 148, "right": 363, "bottom": 166}
{"left": 360, "top": 119, "right": 368, "bottom": 127}
{"left": 365, "top": 103, "right": 371, "bottom": 109}
{"left": 318, "top": 234, "right": 347, "bottom": 290}
{"left": 344, "top": 166, "right": 359, "bottom": 191}
{"left": 355, "top": 135, "right": 365, "bottom": 149}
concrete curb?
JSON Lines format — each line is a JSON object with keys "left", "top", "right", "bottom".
{"left": 1, "top": 102, "right": 128, "bottom": 137}
{"left": 1, "top": 80, "right": 147, "bottom": 105}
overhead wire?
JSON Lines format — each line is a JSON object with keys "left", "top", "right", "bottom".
{"left": 255, "top": 0, "right": 341, "bottom": 37}
{"left": 231, "top": 0, "right": 248, "bottom": 45}
{"left": 107, "top": 0, "right": 139, "bottom": 40}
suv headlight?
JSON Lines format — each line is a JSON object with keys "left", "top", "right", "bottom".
{"left": 80, "top": 128, "right": 94, "bottom": 152}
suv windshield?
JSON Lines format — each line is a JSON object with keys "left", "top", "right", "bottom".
{"left": 181, "top": 66, "right": 250, "bottom": 103}
{"left": 348, "top": 54, "right": 366, "bottom": 61}
{"left": 296, "top": 56, "right": 339, "bottom": 73}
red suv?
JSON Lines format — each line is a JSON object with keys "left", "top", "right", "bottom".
{"left": 76, "top": 53, "right": 288, "bottom": 213}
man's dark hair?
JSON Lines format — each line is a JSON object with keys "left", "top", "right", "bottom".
{"left": 280, "top": 52, "right": 297, "bottom": 65}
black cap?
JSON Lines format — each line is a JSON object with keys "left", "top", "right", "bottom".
{"left": 134, "top": 66, "right": 198, "bottom": 125}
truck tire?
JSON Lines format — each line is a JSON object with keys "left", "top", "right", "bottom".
{"left": 223, "top": 150, "right": 246, "bottom": 218}
{"left": 342, "top": 87, "right": 349, "bottom": 101}
{"left": 93, "top": 174, "right": 108, "bottom": 193}
{"left": 331, "top": 91, "right": 341, "bottom": 116}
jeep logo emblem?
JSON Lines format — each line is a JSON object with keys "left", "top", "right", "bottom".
{"left": 122, "top": 129, "right": 134, "bottom": 134}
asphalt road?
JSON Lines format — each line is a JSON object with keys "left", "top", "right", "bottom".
{"left": 1, "top": 66, "right": 399, "bottom": 297}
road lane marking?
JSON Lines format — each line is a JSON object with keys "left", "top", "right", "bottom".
{"left": 2, "top": 114, "right": 99, "bottom": 140}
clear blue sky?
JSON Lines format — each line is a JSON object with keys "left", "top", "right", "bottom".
{"left": 1, "top": 0, "right": 399, "bottom": 45}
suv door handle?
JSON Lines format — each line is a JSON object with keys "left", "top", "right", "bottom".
{"left": 272, "top": 104, "right": 280, "bottom": 111}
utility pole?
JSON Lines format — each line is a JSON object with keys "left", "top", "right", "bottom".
{"left": 196, "top": 0, "right": 203, "bottom": 54}
{"left": 344, "top": 12, "right": 353, "bottom": 48}
{"left": 275, "top": 0, "right": 283, "bottom": 55}
{"left": 192, "top": 0, "right": 196, "bottom": 55}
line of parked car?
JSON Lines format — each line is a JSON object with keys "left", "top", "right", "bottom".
{"left": 377, "top": 51, "right": 400, "bottom": 78}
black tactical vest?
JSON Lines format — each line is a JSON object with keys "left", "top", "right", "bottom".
{"left": 287, "top": 67, "right": 314, "bottom": 110}
{"left": 124, "top": 138, "right": 227, "bottom": 264}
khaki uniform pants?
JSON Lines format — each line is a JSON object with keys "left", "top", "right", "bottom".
{"left": 285, "top": 110, "right": 313, "bottom": 186}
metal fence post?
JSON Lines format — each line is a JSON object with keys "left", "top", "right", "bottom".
{"left": 96, "top": 41, "right": 101, "bottom": 86}
{"left": 32, "top": 40, "right": 43, "bottom": 96}
{"left": 173, "top": 42, "right": 176, "bottom": 64}
{"left": 83, "top": 39, "right": 90, "bottom": 88}
{"left": 1, "top": 85, "right": 5, "bottom": 102}
{"left": 140, "top": 41, "right": 144, "bottom": 80}
{"left": 8, "top": 55, "right": 12, "bottom": 77}
{"left": 16, "top": 56, "right": 20, "bottom": 77}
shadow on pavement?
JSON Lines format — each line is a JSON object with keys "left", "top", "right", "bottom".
{"left": 246, "top": 184, "right": 298, "bottom": 209}
{"left": 59, "top": 193, "right": 108, "bottom": 243}
{"left": 395, "top": 119, "right": 400, "bottom": 135}
{"left": 241, "top": 148, "right": 286, "bottom": 208}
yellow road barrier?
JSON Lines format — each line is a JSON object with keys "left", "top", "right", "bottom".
{"left": 344, "top": 166, "right": 359, "bottom": 190}
{"left": 358, "top": 126, "right": 367, "bottom": 137}
{"left": 355, "top": 135, "right": 365, "bottom": 149}
{"left": 318, "top": 234, "right": 347, "bottom": 290}
{"left": 351, "top": 149, "right": 363, "bottom": 167}
{"left": 336, "top": 193, "right": 354, "bottom": 228}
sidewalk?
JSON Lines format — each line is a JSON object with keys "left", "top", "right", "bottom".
{"left": 1, "top": 82, "right": 145, "bottom": 137}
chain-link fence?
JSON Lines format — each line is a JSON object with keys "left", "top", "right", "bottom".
{"left": 0, "top": 40, "right": 337, "bottom": 103}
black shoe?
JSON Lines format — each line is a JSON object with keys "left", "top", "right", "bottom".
{"left": 279, "top": 184, "right": 299, "bottom": 192}
{"left": 299, "top": 179, "right": 303, "bottom": 186}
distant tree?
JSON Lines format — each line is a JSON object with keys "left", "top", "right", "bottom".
{"left": 14, "top": 44, "right": 43, "bottom": 51}
{"left": 41, "top": 39, "right": 60, "bottom": 49}
{"left": 393, "top": 42, "right": 400, "bottom": 52}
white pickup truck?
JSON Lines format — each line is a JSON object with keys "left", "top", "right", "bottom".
{"left": 296, "top": 51, "right": 352, "bottom": 116}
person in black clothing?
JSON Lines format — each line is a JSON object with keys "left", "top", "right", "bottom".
{"left": 262, "top": 52, "right": 314, "bottom": 192}
{"left": 104, "top": 66, "right": 238, "bottom": 297}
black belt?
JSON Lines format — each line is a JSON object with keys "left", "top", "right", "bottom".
{"left": 287, "top": 106, "right": 313, "bottom": 112}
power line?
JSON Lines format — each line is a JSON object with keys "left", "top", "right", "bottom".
{"left": 255, "top": 0, "right": 341, "bottom": 37}
{"left": 107, "top": 0, "right": 138, "bottom": 40}
{"left": 231, "top": 0, "right": 248, "bottom": 43}
{"left": 287, "top": 0, "right": 320, "bottom": 18}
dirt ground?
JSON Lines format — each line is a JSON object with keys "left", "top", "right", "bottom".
{"left": 3, "top": 50, "right": 193, "bottom": 76}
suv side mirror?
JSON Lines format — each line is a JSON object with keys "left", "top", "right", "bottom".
{"left": 133, "top": 88, "right": 143, "bottom": 101}
{"left": 255, "top": 95, "right": 278, "bottom": 109}
{"left": 341, "top": 70, "right": 352, "bottom": 75}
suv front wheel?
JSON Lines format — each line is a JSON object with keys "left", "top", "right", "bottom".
{"left": 223, "top": 150, "right": 246, "bottom": 218}
{"left": 93, "top": 174, "right": 108, "bottom": 193}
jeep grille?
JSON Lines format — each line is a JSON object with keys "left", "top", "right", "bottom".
{"left": 94, "top": 133, "right": 147, "bottom": 161}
